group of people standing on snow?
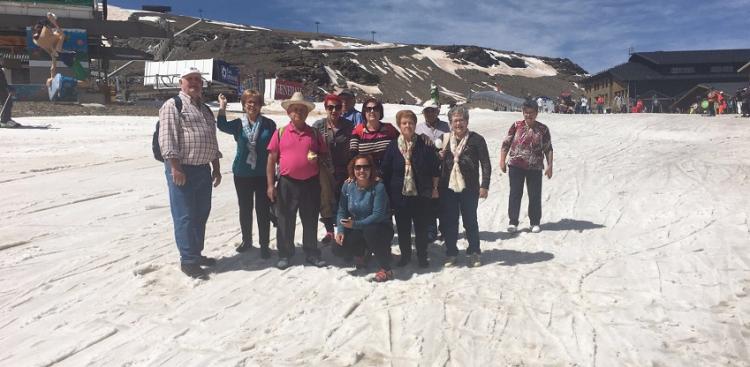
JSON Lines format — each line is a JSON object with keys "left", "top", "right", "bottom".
{"left": 158, "top": 67, "right": 554, "bottom": 282}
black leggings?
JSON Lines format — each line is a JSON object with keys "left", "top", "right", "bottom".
{"left": 342, "top": 222, "right": 393, "bottom": 270}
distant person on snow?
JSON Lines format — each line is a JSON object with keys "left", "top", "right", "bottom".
{"left": 217, "top": 90, "right": 277, "bottom": 259}
{"left": 0, "top": 61, "right": 18, "bottom": 128}
{"left": 159, "top": 67, "right": 223, "bottom": 280}
{"left": 338, "top": 89, "right": 363, "bottom": 126}
{"left": 500, "top": 100, "right": 553, "bottom": 235}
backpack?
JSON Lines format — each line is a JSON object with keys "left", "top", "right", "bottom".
{"left": 152, "top": 96, "right": 182, "bottom": 162}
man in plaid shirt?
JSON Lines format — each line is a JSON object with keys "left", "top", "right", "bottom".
{"left": 159, "top": 67, "right": 222, "bottom": 280}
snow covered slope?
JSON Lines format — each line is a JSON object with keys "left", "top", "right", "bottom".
{"left": 1, "top": 110, "right": 748, "bottom": 366}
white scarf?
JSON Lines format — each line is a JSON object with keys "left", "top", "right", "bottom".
{"left": 444, "top": 131, "right": 469, "bottom": 192}
{"left": 241, "top": 114, "right": 262, "bottom": 168}
{"left": 397, "top": 135, "right": 417, "bottom": 196}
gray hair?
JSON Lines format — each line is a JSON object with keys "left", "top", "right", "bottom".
{"left": 448, "top": 105, "right": 470, "bottom": 122}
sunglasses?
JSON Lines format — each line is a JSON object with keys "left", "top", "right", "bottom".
{"left": 354, "top": 164, "right": 372, "bottom": 171}
{"left": 364, "top": 106, "right": 379, "bottom": 113}
{"left": 325, "top": 104, "right": 343, "bottom": 111}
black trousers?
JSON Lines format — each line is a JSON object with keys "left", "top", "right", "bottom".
{"left": 233, "top": 175, "right": 270, "bottom": 248}
{"left": 508, "top": 165, "right": 543, "bottom": 226}
{"left": 342, "top": 222, "right": 393, "bottom": 270}
{"left": 394, "top": 196, "right": 431, "bottom": 260}
{"left": 276, "top": 175, "right": 321, "bottom": 259}
{"left": 0, "top": 94, "right": 11, "bottom": 123}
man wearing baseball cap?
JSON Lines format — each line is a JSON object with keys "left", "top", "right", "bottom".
{"left": 159, "top": 66, "right": 223, "bottom": 280}
{"left": 338, "top": 88, "right": 364, "bottom": 126}
{"left": 416, "top": 100, "right": 450, "bottom": 241}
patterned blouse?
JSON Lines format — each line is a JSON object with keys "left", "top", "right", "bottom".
{"left": 501, "top": 120, "right": 553, "bottom": 170}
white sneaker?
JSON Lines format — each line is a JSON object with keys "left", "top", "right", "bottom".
{"left": 507, "top": 224, "right": 517, "bottom": 233}
{"left": 531, "top": 225, "right": 541, "bottom": 233}
{"left": 0, "top": 120, "right": 20, "bottom": 128}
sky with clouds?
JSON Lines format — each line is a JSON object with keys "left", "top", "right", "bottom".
{"left": 110, "top": 0, "right": 750, "bottom": 74}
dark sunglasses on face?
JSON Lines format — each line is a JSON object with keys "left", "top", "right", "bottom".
{"left": 325, "top": 104, "right": 343, "bottom": 111}
{"left": 364, "top": 106, "right": 379, "bottom": 113}
{"left": 354, "top": 164, "right": 372, "bottom": 171}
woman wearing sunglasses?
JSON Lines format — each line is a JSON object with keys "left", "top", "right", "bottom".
{"left": 312, "top": 94, "right": 354, "bottom": 246}
{"left": 381, "top": 110, "right": 440, "bottom": 268}
{"left": 335, "top": 154, "right": 394, "bottom": 282}
{"left": 349, "top": 98, "right": 399, "bottom": 172}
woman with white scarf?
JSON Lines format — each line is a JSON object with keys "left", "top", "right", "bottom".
{"left": 217, "top": 90, "right": 277, "bottom": 258}
{"left": 381, "top": 110, "right": 440, "bottom": 268}
{"left": 438, "top": 106, "right": 491, "bottom": 268}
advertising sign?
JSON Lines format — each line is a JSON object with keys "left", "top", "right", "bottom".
{"left": 274, "top": 79, "right": 303, "bottom": 100}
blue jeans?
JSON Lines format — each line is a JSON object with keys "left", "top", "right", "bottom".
{"left": 440, "top": 188, "right": 480, "bottom": 256}
{"left": 165, "top": 163, "right": 212, "bottom": 264}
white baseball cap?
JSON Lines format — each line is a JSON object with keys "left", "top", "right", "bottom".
{"left": 180, "top": 66, "right": 202, "bottom": 78}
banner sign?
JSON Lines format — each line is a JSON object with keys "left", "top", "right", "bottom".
{"left": 274, "top": 79, "right": 303, "bottom": 100}
{"left": 212, "top": 59, "right": 239, "bottom": 87}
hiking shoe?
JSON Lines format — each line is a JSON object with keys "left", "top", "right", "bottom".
{"left": 276, "top": 258, "right": 290, "bottom": 269}
{"left": 198, "top": 256, "right": 217, "bottom": 267}
{"left": 444, "top": 256, "right": 457, "bottom": 267}
{"left": 236, "top": 242, "right": 253, "bottom": 253}
{"left": 180, "top": 263, "right": 208, "bottom": 280}
{"left": 507, "top": 224, "right": 518, "bottom": 233}
{"left": 418, "top": 257, "right": 430, "bottom": 268}
{"left": 0, "top": 120, "right": 20, "bottom": 128}
{"left": 396, "top": 255, "right": 411, "bottom": 267}
{"left": 260, "top": 246, "right": 271, "bottom": 259}
{"left": 306, "top": 255, "right": 327, "bottom": 267}
{"left": 373, "top": 268, "right": 394, "bottom": 283}
{"left": 469, "top": 254, "right": 481, "bottom": 267}
{"left": 354, "top": 256, "right": 366, "bottom": 270}
{"left": 531, "top": 225, "right": 541, "bottom": 233}
{"left": 320, "top": 232, "right": 335, "bottom": 246}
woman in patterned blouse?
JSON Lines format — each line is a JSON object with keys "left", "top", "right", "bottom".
{"left": 500, "top": 100, "right": 554, "bottom": 234}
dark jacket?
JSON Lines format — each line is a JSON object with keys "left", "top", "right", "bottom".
{"left": 312, "top": 117, "right": 353, "bottom": 182}
{"left": 381, "top": 136, "right": 440, "bottom": 208}
{"left": 440, "top": 131, "right": 491, "bottom": 191}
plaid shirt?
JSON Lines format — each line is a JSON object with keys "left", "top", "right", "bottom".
{"left": 158, "top": 91, "right": 222, "bottom": 165}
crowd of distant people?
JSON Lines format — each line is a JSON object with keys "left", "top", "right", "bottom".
{"left": 157, "top": 67, "right": 554, "bottom": 282}
{"left": 530, "top": 86, "right": 750, "bottom": 117}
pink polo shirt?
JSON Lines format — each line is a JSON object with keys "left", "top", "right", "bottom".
{"left": 267, "top": 122, "right": 329, "bottom": 180}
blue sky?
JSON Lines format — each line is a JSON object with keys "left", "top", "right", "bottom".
{"left": 110, "top": 0, "right": 750, "bottom": 74}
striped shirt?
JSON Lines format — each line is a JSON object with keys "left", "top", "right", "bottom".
{"left": 349, "top": 122, "right": 399, "bottom": 168}
{"left": 158, "top": 91, "right": 222, "bottom": 165}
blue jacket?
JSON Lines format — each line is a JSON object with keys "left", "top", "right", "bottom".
{"left": 336, "top": 181, "right": 390, "bottom": 233}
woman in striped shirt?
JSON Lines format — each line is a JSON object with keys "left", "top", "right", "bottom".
{"left": 349, "top": 98, "right": 399, "bottom": 173}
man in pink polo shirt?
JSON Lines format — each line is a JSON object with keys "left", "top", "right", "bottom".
{"left": 267, "top": 92, "right": 329, "bottom": 269}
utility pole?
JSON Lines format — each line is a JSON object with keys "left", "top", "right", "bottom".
{"left": 198, "top": 8, "right": 203, "bottom": 19}
{"left": 371, "top": 31, "right": 376, "bottom": 42}
{"left": 315, "top": 21, "right": 320, "bottom": 34}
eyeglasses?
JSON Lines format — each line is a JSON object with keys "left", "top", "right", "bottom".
{"left": 325, "top": 104, "right": 343, "bottom": 111}
{"left": 364, "top": 106, "right": 379, "bottom": 113}
{"left": 354, "top": 164, "right": 372, "bottom": 171}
